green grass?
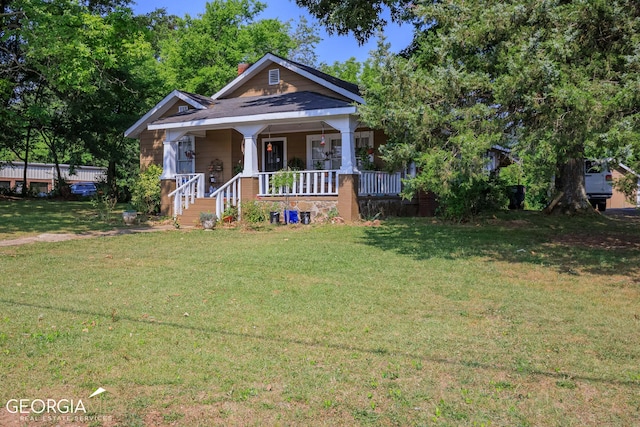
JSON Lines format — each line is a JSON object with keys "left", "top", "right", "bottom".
{"left": 0, "top": 201, "right": 639, "bottom": 425}
{"left": 0, "top": 199, "right": 126, "bottom": 240}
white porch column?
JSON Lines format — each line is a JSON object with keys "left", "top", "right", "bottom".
{"left": 160, "top": 141, "right": 177, "bottom": 180}
{"left": 235, "top": 124, "right": 267, "bottom": 177}
{"left": 160, "top": 130, "right": 188, "bottom": 180}
{"left": 324, "top": 116, "right": 359, "bottom": 174}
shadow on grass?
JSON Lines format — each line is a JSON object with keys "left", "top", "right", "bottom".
{"left": 1, "top": 297, "right": 637, "bottom": 387}
{"left": 359, "top": 214, "right": 640, "bottom": 281}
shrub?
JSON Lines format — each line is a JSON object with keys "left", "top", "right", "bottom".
{"left": 131, "top": 164, "right": 162, "bottom": 215}
{"left": 241, "top": 200, "right": 268, "bottom": 223}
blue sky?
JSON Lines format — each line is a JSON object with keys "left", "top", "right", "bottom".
{"left": 131, "top": 0, "right": 414, "bottom": 64}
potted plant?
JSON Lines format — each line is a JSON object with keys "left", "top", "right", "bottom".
{"left": 288, "top": 157, "right": 305, "bottom": 170}
{"left": 122, "top": 204, "right": 137, "bottom": 226}
{"left": 199, "top": 211, "right": 217, "bottom": 230}
{"left": 222, "top": 205, "right": 238, "bottom": 223}
{"left": 270, "top": 168, "right": 299, "bottom": 224}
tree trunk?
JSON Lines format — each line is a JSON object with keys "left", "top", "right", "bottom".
{"left": 551, "top": 157, "right": 592, "bottom": 214}
{"left": 107, "top": 159, "right": 117, "bottom": 200}
{"left": 20, "top": 127, "right": 31, "bottom": 197}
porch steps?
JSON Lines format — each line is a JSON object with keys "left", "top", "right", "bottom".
{"left": 176, "top": 198, "right": 217, "bottom": 227}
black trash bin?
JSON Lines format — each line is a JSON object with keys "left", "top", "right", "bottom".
{"left": 300, "top": 211, "right": 311, "bottom": 224}
{"left": 508, "top": 185, "right": 526, "bottom": 210}
{"left": 269, "top": 211, "right": 280, "bottom": 224}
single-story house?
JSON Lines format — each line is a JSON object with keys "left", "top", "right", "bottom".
{"left": 125, "top": 53, "right": 407, "bottom": 223}
{"left": 125, "top": 53, "right": 507, "bottom": 224}
{"left": 0, "top": 161, "right": 106, "bottom": 195}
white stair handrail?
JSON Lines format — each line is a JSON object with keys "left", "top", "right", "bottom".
{"left": 209, "top": 173, "right": 242, "bottom": 217}
{"left": 169, "top": 173, "right": 204, "bottom": 217}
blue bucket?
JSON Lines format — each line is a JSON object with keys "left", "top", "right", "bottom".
{"left": 285, "top": 210, "right": 299, "bottom": 224}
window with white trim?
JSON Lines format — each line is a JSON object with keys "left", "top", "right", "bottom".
{"left": 307, "top": 133, "right": 341, "bottom": 170}
{"left": 268, "top": 69, "right": 280, "bottom": 85}
{"left": 178, "top": 105, "right": 188, "bottom": 113}
{"left": 177, "top": 136, "right": 195, "bottom": 174}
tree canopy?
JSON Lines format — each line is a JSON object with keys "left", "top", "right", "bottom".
{"left": 294, "top": 0, "right": 414, "bottom": 45}
{"left": 1, "top": 0, "right": 320, "bottom": 198}
{"left": 158, "top": 0, "right": 302, "bottom": 95}
{"left": 298, "top": 0, "right": 640, "bottom": 216}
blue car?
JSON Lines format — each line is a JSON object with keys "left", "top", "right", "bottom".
{"left": 70, "top": 182, "right": 97, "bottom": 197}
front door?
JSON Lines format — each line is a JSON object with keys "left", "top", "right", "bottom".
{"left": 264, "top": 140, "right": 284, "bottom": 172}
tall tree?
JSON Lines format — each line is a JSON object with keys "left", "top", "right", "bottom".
{"left": 158, "top": 0, "right": 295, "bottom": 95}
{"left": 294, "top": 0, "right": 414, "bottom": 44}
{"left": 298, "top": 0, "right": 640, "bottom": 215}
{"left": 1, "top": 0, "right": 159, "bottom": 196}
{"left": 287, "top": 15, "right": 321, "bottom": 67}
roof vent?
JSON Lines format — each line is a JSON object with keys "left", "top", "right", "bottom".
{"left": 268, "top": 69, "right": 280, "bottom": 85}
{"left": 178, "top": 105, "right": 189, "bottom": 113}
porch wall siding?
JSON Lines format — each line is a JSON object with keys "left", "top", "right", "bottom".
{"left": 231, "top": 130, "right": 244, "bottom": 174}
{"left": 140, "top": 129, "right": 165, "bottom": 169}
{"left": 196, "top": 129, "right": 234, "bottom": 184}
{"left": 258, "top": 131, "right": 307, "bottom": 169}
{"left": 140, "top": 100, "right": 192, "bottom": 170}
{"left": 228, "top": 65, "right": 352, "bottom": 102}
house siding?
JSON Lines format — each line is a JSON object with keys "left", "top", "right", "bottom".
{"left": 608, "top": 168, "right": 639, "bottom": 208}
{"left": 140, "top": 101, "right": 194, "bottom": 170}
{"left": 140, "top": 129, "right": 165, "bottom": 169}
{"left": 197, "top": 129, "right": 233, "bottom": 184}
{"left": 228, "top": 65, "right": 353, "bottom": 102}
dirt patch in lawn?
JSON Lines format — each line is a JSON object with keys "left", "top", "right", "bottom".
{"left": 0, "top": 225, "right": 175, "bottom": 247}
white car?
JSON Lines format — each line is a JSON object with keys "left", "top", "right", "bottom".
{"left": 585, "top": 160, "right": 613, "bottom": 211}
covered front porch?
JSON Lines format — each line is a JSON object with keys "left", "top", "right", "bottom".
{"left": 143, "top": 86, "right": 404, "bottom": 222}
{"left": 157, "top": 113, "right": 404, "bottom": 223}
{"left": 168, "top": 167, "right": 404, "bottom": 223}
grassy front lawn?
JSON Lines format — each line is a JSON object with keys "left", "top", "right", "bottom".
{"left": 0, "top": 199, "right": 124, "bottom": 241}
{"left": 0, "top": 207, "right": 639, "bottom": 425}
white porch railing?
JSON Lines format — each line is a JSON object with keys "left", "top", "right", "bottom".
{"left": 358, "top": 171, "right": 402, "bottom": 196}
{"left": 209, "top": 173, "right": 242, "bottom": 217}
{"left": 169, "top": 173, "right": 205, "bottom": 217}
{"left": 258, "top": 170, "right": 339, "bottom": 196}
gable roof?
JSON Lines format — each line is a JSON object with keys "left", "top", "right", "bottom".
{"left": 124, "top": 90, "right": 213, "bottom": 138}
{"left": 212, "top": 53, "right": 364, "bottom": 104}
{"left": 148, "top": 91, "right": 357, "bottom": 131}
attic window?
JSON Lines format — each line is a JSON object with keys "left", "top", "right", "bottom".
{"left": 268, "top": 69, "right": 280, "bottom": 85}
{"left": 178, "top": 106, "right": 189, "bottom": 113}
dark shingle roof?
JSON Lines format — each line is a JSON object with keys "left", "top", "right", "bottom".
{"left": 178, "top": 91, "right": 215, "bottom": 107}
{"left": 152, "top": 91, "right": 355, "bottom": 126}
